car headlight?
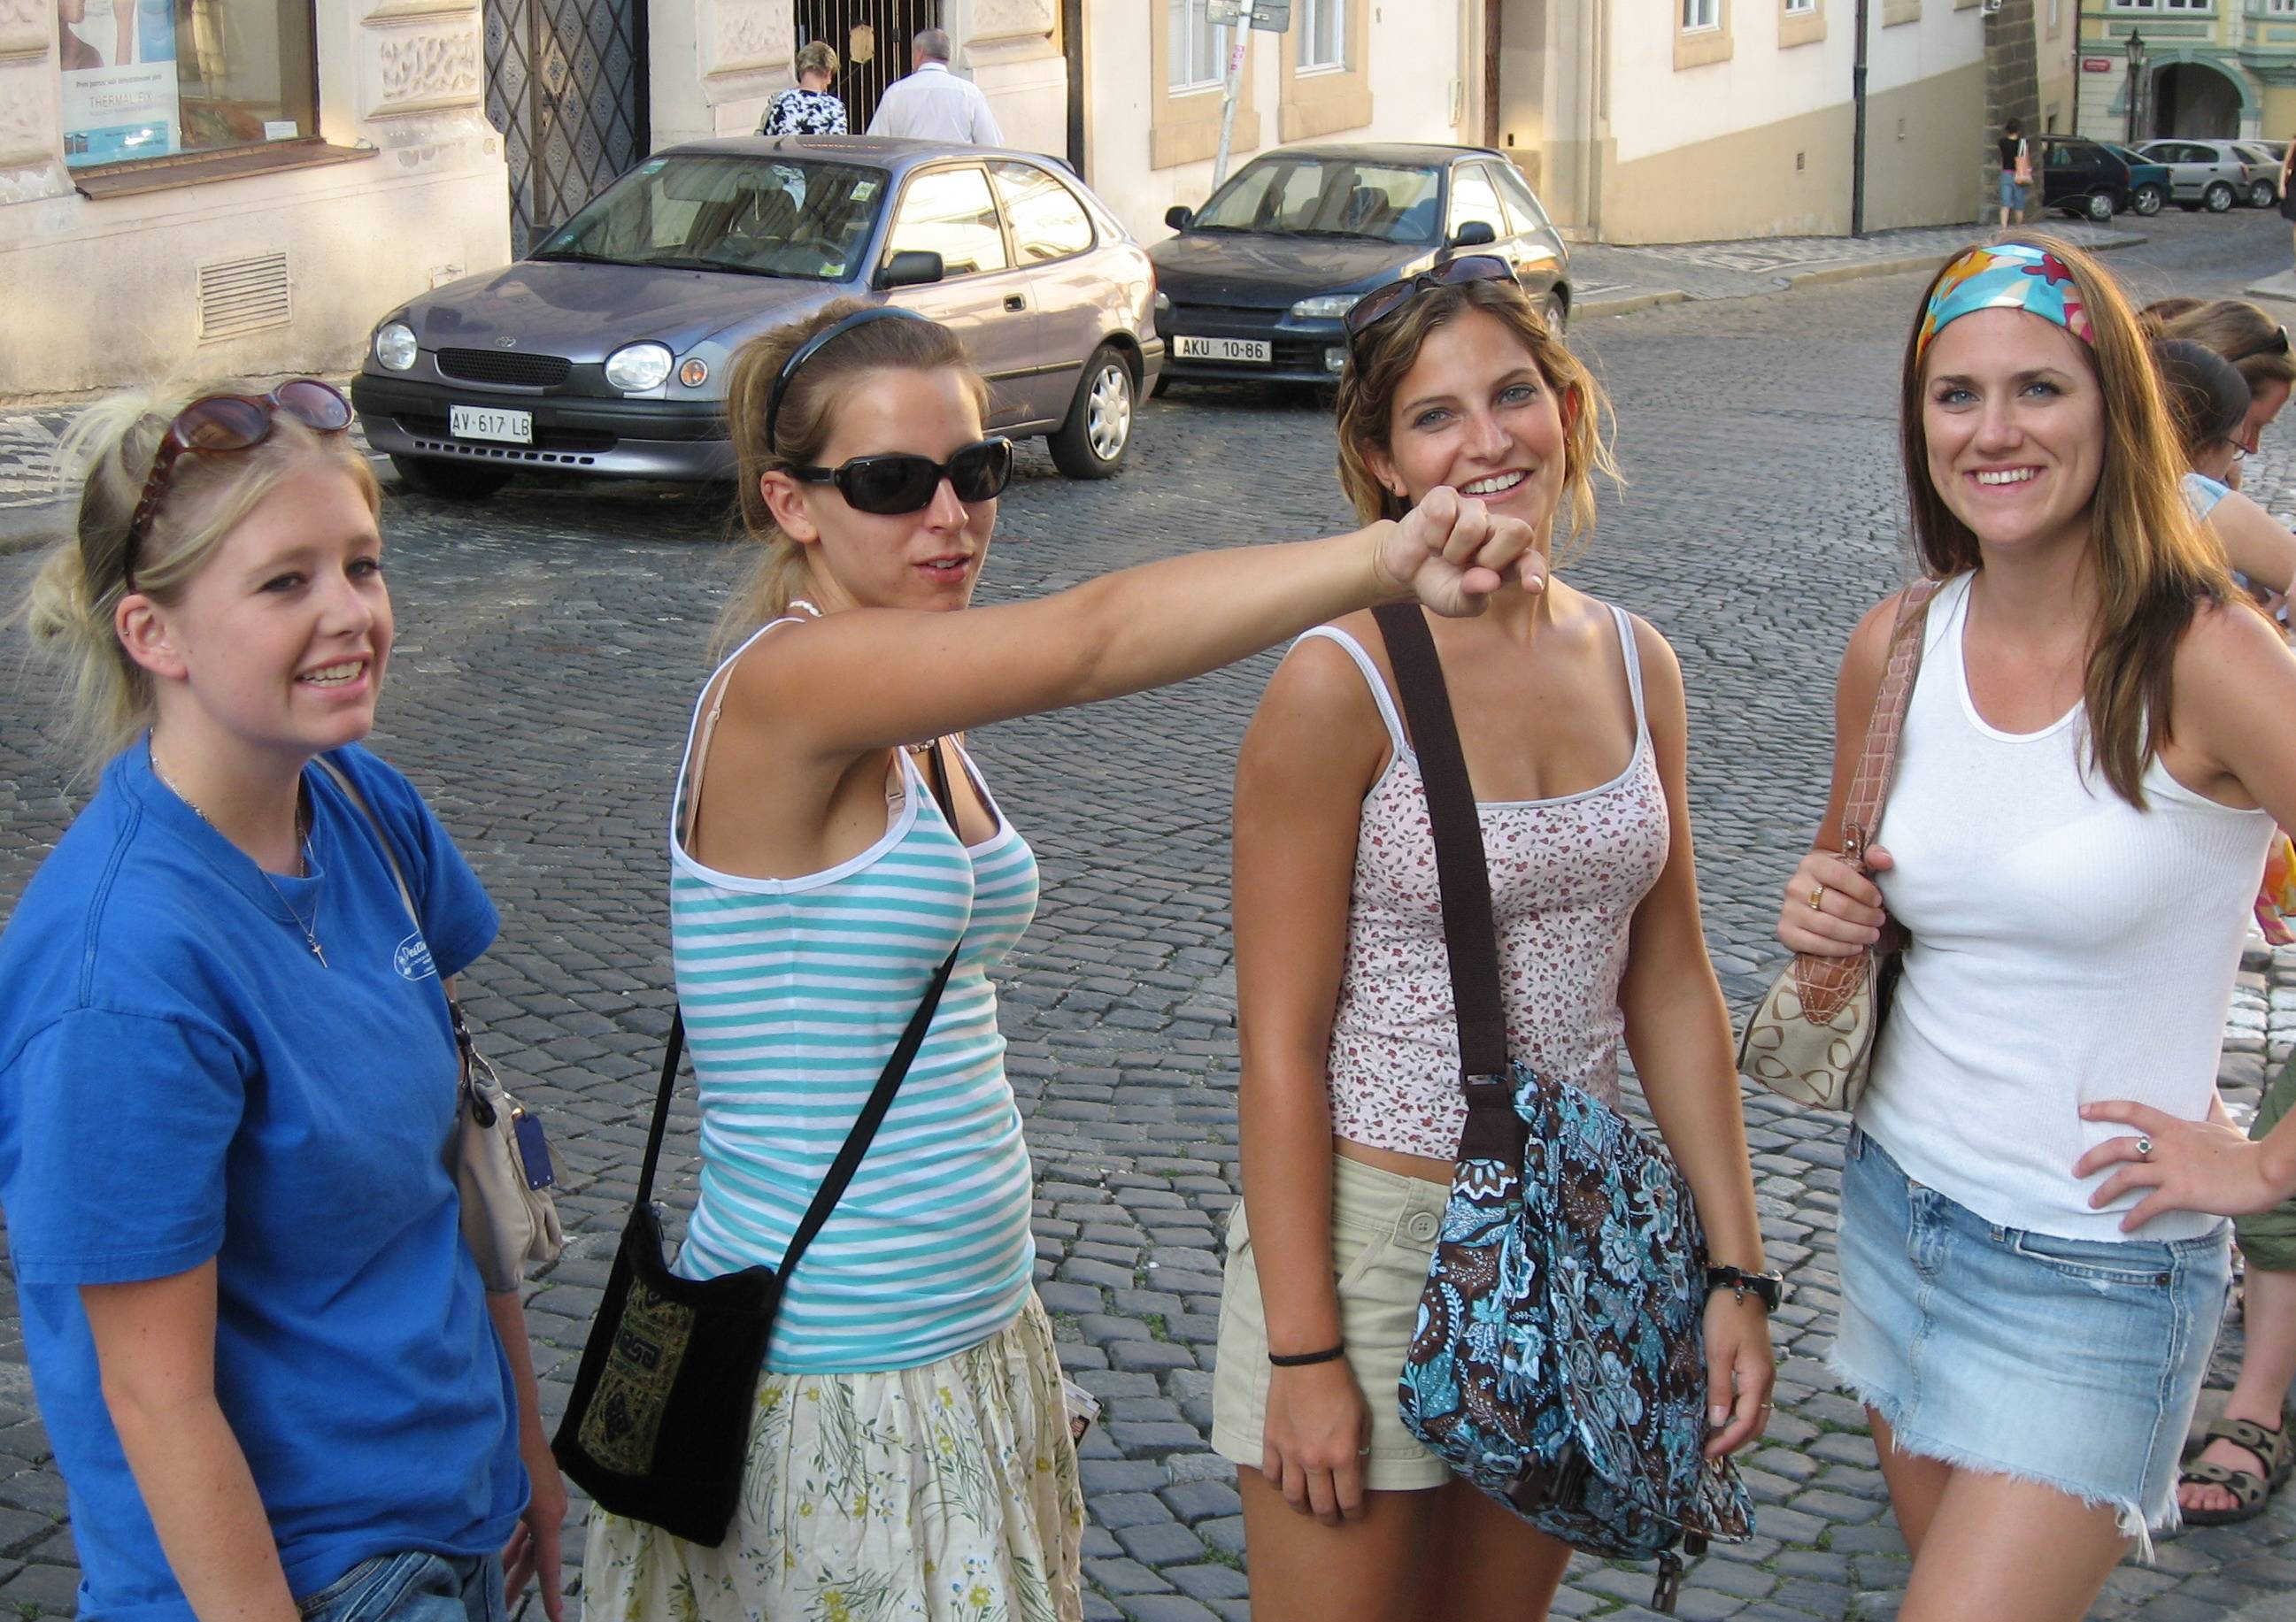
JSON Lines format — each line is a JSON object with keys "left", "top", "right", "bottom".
{"left": 604, "top": 342, "right": 674, "bottom": 393}
{"left": 374, "top": 321, "right": 418, "bottom": 372}
{"left": 1290, "top": 293, "right": 1360, "bottom": 320}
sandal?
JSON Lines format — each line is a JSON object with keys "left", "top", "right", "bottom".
{"left": 2178, "top": 1414, "right": 2293, "bottom": 1527}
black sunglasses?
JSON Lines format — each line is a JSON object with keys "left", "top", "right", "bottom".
{"left": 2234, "top": 324, "right": 2292, "bottom": 365}
{"left": 790, "top": 437, "right": 1013, "bottom": 514}
{"left": 1344, "top": 255, "right": 1519, "bottom": 351}
{"left": 124, "top": 380, "right": 352, "bottom": 586}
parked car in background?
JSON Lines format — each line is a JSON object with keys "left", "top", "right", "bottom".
{"left": 2234, "top": 142, "right": 2283, "bottom": 207}
{"left": 2137, "top": 139, "right": 2252, "bottom": 211}
{"left": 1144, "top": 142, "right": 1568, "bottom": 393}
{"left": 351, "top": 136, "right": 1163, "bottom": 497}
{"left": 2097, "top": 142, "right": 2170, "bottom": 216}
{"left": 2039, "top": 136, "right": 2134, "bottom": 221}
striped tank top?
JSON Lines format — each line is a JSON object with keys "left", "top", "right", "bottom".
{"left": 667, "top": 620, "right": 1040, "bottom": 1372}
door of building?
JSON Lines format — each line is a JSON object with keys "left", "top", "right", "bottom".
{"left": 485, "top": 0, "right": 651, "bottom": 256}
{"left": 794, "top": 1, "right": 944, "bottom": 134}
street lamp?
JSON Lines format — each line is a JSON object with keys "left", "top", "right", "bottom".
{"left": 2125, "top": 29, "right": 2147, "bottom": 145}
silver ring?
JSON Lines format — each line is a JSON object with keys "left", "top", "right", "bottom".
{"left": 2136, "top": 1134, "right": 2155, "bottom": 1163}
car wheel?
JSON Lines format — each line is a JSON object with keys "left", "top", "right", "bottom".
{"left": 1048, "top": 345, "right": 1135, "bottom": 480}
{"left": 2132, "top": 184, "right": 2165, "bottom": 217}
{"left": 1539, "top": 289, "right": 1568, "bottom": 335}
{"left": 1150, "top": 369, "right": 1173, "bottom": 399}
{"left": 389, "top": 455, "right": 512, "bottom": 500}
{"left": 2206, "top": 181, "right": 2236, "bottom": 212}
{"left": 2084, "top": 191, "right": 2115, "bottom": 222}
{"left": 2253, "top": 180, "right": 2279, "bottom": 210}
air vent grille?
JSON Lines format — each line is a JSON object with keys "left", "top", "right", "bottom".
{"left": 196, "top": 252, "right": 293, "bottom": 342}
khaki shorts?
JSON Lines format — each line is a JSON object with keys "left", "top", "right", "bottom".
{"left": 2236, "top": 1051, "right": 2296, "bottom": 1272}
{"left": 1212, "top": 1154, "right": 1452, "bottom": 1492}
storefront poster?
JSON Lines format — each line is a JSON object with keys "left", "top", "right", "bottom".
{"left": 58, "top": 0, "right": 180, "bottom": 167}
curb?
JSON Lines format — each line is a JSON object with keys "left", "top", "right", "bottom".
{"left": 0, "top": 501, "right": 66, "bottom": 559}
{"left": 1576, "top": 288, "right": 1690, "bottom": 319}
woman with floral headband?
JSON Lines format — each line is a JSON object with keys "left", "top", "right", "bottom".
{"left": 1776, "top": 237, "right": 2296, "bottom": 1617}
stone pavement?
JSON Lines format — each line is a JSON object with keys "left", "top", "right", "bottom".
{"left": 0, "top": 219, "right": 2293, "bottom": 1622}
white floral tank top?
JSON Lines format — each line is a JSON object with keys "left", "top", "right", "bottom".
{"left": 1301, "top": 606, "right": 1669, "bottom": 1159}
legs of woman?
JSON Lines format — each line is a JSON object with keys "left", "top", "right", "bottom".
{"left": 1238, "top": 1472, "right": 1570, "bottom": 1622}
{"left": 1869, "top": 1410, "right": 1952, "bottom": 1555}
{"left": 2179, "top": 1264, "right": 2296, "bottom": 1515}
{"left": 1893, "top": 1465, "right": 2128, "bottom": 1622}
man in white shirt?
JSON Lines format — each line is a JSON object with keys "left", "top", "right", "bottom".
{"left": 866, "top": 28, "right": 1004, "bottom": 145}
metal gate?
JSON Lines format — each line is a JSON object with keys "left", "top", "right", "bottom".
{"left": 794, "top": 1, "right": 943, "bottom": 134}
{"left": 485, "top": 0, "right": 651, "bottom": 257}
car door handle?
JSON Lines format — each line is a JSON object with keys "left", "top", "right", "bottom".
{"left": 1004, "top": 294, "right": 1027, "bottom": 312}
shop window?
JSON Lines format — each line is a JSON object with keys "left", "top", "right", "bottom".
{"left": 58, "top": 0, "right": 318, "bottom": 168}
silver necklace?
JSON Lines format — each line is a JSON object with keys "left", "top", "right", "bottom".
{"left": 154, "top": 758, "right": 327, "bottom": 968}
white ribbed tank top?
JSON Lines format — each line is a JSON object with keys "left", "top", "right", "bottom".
{"left": 1861, "top": 572, "right": 2271, "bottom": 1242}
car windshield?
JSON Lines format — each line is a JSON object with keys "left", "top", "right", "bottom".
{"left": 1189, "top": 158, "right": 1442, "bottom": 243}
{"left": 533, "top": 155, "right": 885, "bottom": 281}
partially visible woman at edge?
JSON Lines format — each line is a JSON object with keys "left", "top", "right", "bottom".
{"left": 1211, "top": 265, "right": 1776, "bottom": 1622}
{"left": 0, "top": 381, "right": 563, "bottom": 1622}
{"left": 1780, "top": 237, "right": 2296, "bottom": 1621}
{"left": 2149, "top": 297, "right": 2296, "bottom": 472}
{"left": 2153, "top": 337, "right": 2296, "bottom": 610}
{"left": 581, "top": 299, "right": 1539, "bottom": 1622}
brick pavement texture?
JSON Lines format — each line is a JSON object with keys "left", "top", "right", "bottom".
{"left": 2, "top": 217, "right": 2293, "bottom": 1620}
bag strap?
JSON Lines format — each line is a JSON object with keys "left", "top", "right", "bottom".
{"left": 1838, "top": 580, "right": 1943, "bottom": 872}
{"left": 640, "top": 735, "right": 963, "bottom": 1289}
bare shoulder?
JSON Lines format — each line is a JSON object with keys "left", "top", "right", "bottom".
{"left": 1244, "top": 611, "right": 1394, "bottom": 784}
{"left": 2176, "top": 596, "right": 2293, "bottom": 700}
{"left": 1622, "top": 610, "right": 1685, "bottom": 696}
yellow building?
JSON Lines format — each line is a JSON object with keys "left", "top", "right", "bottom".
{"left": 2076, "top": 0, "right": 2296, "bottom": 144}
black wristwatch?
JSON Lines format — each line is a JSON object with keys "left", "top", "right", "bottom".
{"left": 1706, "top": 1265, "right": 1785, "bottom": 1313}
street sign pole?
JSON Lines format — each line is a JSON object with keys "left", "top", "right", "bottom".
{"left": 1212, "top": 0, "right": 1253, "bottom": 191}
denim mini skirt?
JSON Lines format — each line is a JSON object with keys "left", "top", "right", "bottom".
{"left": 1831, "top": 1126, "right": 2231, "bottom": 1554}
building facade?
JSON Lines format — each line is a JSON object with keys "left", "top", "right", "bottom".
{"left": 2076, "top": 0, "right": 2296, "bottom": 144}
{"left": 2, "top": 1, "right": 510, "bottom": 400}
{"left": 1497, "top": 0, "right": 1990, "bottom": 245}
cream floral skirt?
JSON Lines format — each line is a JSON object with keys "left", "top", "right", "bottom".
{"left": 582, "top": 1294, "right": 1085, "bottom": 1622}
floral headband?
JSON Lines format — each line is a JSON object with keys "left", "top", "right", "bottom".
{"left": 1915, "top": 243, "right": 2095, "bottom": 361}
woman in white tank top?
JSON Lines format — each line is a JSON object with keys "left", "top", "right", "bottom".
{"left": 1214, "top": 269, "right": 1776, "bottom": 1622}
{"left": 581, "top": 302, "right": 1545, "bottom": 1622}
{"left": 1776, "top": 238, "right": 2296, "bottom": 1620}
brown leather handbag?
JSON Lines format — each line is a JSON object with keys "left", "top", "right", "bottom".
{"left": 1737, "top": 580, "right": 1940, "bottom": 1111}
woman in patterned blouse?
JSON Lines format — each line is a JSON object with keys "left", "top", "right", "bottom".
{"left": 762, "top": 42, "right": 847, "bottom": 136}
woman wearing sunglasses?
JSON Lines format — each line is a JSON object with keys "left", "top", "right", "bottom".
{"left": 0, "top": 382, "right": 563, "bottom": 1621}
{"left": 2148, "top": 299, "right": 2296, "bottom": 470}
{"left": 1210, "top": 257, "right": 1774, "bottom": 1621}
{"left": 579, "top": 298, "right": 1540, "bottom": 1622}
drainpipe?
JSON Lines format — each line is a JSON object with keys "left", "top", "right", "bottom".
{"left": 1852, "top": 0, "right": 1871, "bottom": 235}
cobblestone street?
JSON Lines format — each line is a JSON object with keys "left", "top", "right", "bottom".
{"left": 4, "top": 211, "right": 2296, "bottom": 1619}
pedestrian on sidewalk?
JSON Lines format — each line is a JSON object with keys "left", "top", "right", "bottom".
{"left": 761, "top": 40, "right": 846, "bottom": 135}
{"left": 1998, "top": 118, "right": 2032, "bottom": 228}
{"left": 577, "top": 298, "right": 1542, "bottom": 1622}
{"left": 2278, "top": 140, "right": 2296, "bottom": 264}
{"left": 1780, "top": 237, "right": 2296, "bottom": 1617}
{"left": 1211, "top": 260, "right": 1775, "bottom": 1622}
{"left": 2149, "top": 299, "right": 2296, "bottom": 472}
{"left": 866, "top": 27, "right": 1002, "bottom": 145}
{"left": 0, "top": 381, "right": 565, "bottom": 1622}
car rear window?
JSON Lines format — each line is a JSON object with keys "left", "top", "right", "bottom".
{"left": 533, "top": 154, "right": 884, "bottom": 281}
{"left": 1190, "top": 157, "right": 1442, "bottom": 243}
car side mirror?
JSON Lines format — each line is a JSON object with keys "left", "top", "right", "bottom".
{"left": 1448, "top": 219, "right": 1497, "bottom": 248}
{"left": 877, "top": 250, "right": 944, "bottom": 290}
{"left": 1165, "top": 205, "right": 1194, "bottom": 231}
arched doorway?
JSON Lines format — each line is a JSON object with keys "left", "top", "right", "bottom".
{"left": 2150, "top": 61, "right": 2243, "bottom": 140}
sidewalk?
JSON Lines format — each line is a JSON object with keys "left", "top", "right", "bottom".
{"left": 1574, "top": 218, "right": 2144, "bottom": 319}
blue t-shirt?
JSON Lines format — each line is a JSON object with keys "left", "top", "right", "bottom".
{"left": 0, "top": 742, "right": 526, "bottom": 1620}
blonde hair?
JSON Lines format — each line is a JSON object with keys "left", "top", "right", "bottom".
{"left": 1333, "top": 278, "right": 1620, "bottom": 555}
{"left": 794, "top": 41, "right": 839, "bottom": 81}
{"left": 19, "top": 381, "right": 379, "bottom": 773}
{"left": 716, "top": 299, "right": 986, "bottom": 653}
{"left": 1900, "top": 235, "right": 2236, "bottom": 806}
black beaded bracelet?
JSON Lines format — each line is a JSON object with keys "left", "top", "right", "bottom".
{"left": 1267, "top": 1343, "right": 1347, "bottom": 1368}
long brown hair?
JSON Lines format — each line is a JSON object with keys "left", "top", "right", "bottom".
{"left": 1334, "top": 278, "right": 1619, "bottom": 552}
{"left": 717, "top": 298, "right": 987, "bottom": 652}
{"left": 2155, "top": 297, "right": 2296, "bottom": 402}
{"left": 1899, "top": 234, "right": 2235, "bottom": 806}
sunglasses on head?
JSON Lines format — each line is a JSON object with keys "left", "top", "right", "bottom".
{"left": 790, "top": 436, "right": 1013, "bottom": 514}
{"left": 123, "top": 380, "right": 354, "bottom": 586}
{"left": 2234, "top": 324, "right": 2292, "bottom": 365}
{"left": 1343, "top": 256, "right": 1520, "bottom": 351}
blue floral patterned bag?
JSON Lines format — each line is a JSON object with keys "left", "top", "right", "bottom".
{"left": 1370, "top": 606, "right": 1753, "bottom": 1614}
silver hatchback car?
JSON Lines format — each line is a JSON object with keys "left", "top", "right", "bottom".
{"left": 351, "top": 137, "right": 1164, "bottom": 497}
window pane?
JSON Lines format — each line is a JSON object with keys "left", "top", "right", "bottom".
{"left": 1300, "top": 0, "right": 1344, "bottom": 69}
{"left": 1490, "top": 161, "right": 1552, "bottom": 234}
{"left": 60, "top": 0, "right": 317, "bottom": 166}
{"left": 991, "top": 162, "right": 1095, "bottom": 263}
{"left": 1194, "top": 157, "right": 1439, "bottom": 241}
{"left": 1447, "top": 164, "right": 1507, "bottom": 239}
{"left": 540, "top": 157, "right": 883, "bottom": 281}
{"left": 890, "top": 166, "right": 1010, "bottom": 277}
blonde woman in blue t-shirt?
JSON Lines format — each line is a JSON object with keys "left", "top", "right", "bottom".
{"left": 0, "top": 382, "right": 565, "bottom": 1622}
{"left": 580, "top": 299, "right": 1543, "bottom": 1622}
